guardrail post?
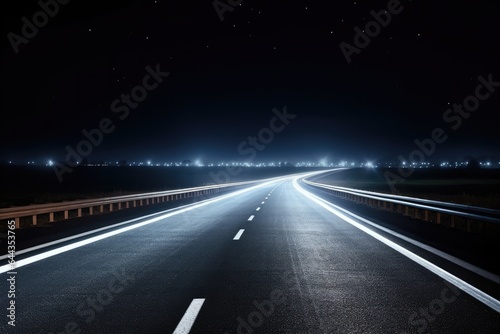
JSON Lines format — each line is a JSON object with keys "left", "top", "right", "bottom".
{"left": 64, "top": 210, "right": 69, "bottom": 219}
{"left": 32, "top": 215, "right": 37, "bottom": 226}
{"left": 15, "top": 217, "right": 20, "bottom": 229}
{"left": 404, "top": 206, "right": 409, "bottom": 216}
{"left": 89, "top": 206, "right": 93, "bottom": 215}
{"left": 450, "top": 215, "right": 455, "bottom": 228}
{"left": 424, "top": 210, "right": 429, "bottom": 221}
{"left": 436, "top": 212, "right": 441, "bottom": 224}
{"left": 77, "top": 208, "right": 82, "bottom": 217}
{"left": 109, "top": 204, "right": 113, "bottom": 212}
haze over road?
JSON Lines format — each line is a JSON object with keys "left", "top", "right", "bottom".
{"left": 1, "top": 172, "right": 499, "bottom": 334}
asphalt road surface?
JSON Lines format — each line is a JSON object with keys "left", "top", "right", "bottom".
{"left": 1, "top": 172, "right": 499, "bottom": 333}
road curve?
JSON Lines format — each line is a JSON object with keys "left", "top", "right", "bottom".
{"left": 1, "top": 172, "right": 499, "bottom": 333}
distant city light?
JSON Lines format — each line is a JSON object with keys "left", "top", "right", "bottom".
{"left": 8, "top": 157, "right": 498, "bottom": 169}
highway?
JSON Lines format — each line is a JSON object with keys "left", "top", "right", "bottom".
{"left": 1, "top": 172, "right": 500, "bottom": 333}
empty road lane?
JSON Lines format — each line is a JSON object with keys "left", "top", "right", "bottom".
{"left": 1, "top": 173, "right": 499, "bottom": 333}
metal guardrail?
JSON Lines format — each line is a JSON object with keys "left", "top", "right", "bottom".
{"left": 0, "top": 180, "right": 260, "bottom": 229}
{"left": 302, "top": 178, "right": 500, "bottom": 231}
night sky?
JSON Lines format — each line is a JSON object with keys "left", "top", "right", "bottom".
{"left": 1, "top": 0, "right": 499, "bottom": 164}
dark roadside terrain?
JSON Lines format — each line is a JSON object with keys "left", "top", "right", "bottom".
{"left": 314, "top": 167, "right": 500, "bottom": 209}
{"left": 0, "top": 165, "right": 326, "bottom": 208}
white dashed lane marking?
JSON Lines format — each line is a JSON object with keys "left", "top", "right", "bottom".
{"left": 233, "top": 229, "right": 245, "bottom": 240}
{"left": 173, "top": 298, "right": 205, "bottom": 334}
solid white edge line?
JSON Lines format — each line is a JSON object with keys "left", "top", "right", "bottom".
{"left": 248, "top": 215, "right": 255, "bottom": 221}
{"left": 1, "top": 177, "right": 294, "bottom": 261}
{"left": 233, "top": 229, "right": 245, "bottom": 240}
{"left": 293, "top": 177, "right": 500, "bottom": 313}
{"left": 0, "top": 179, "right": 285, "bottom": 274}
{"left": 172, "top": 298, "right": 205, "bottom": 334}
{"left": 0, "top": 196, "right": 229, "bottom": 261}
{"left": 306, "top": 191, "right": 500, "bottom": 284}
